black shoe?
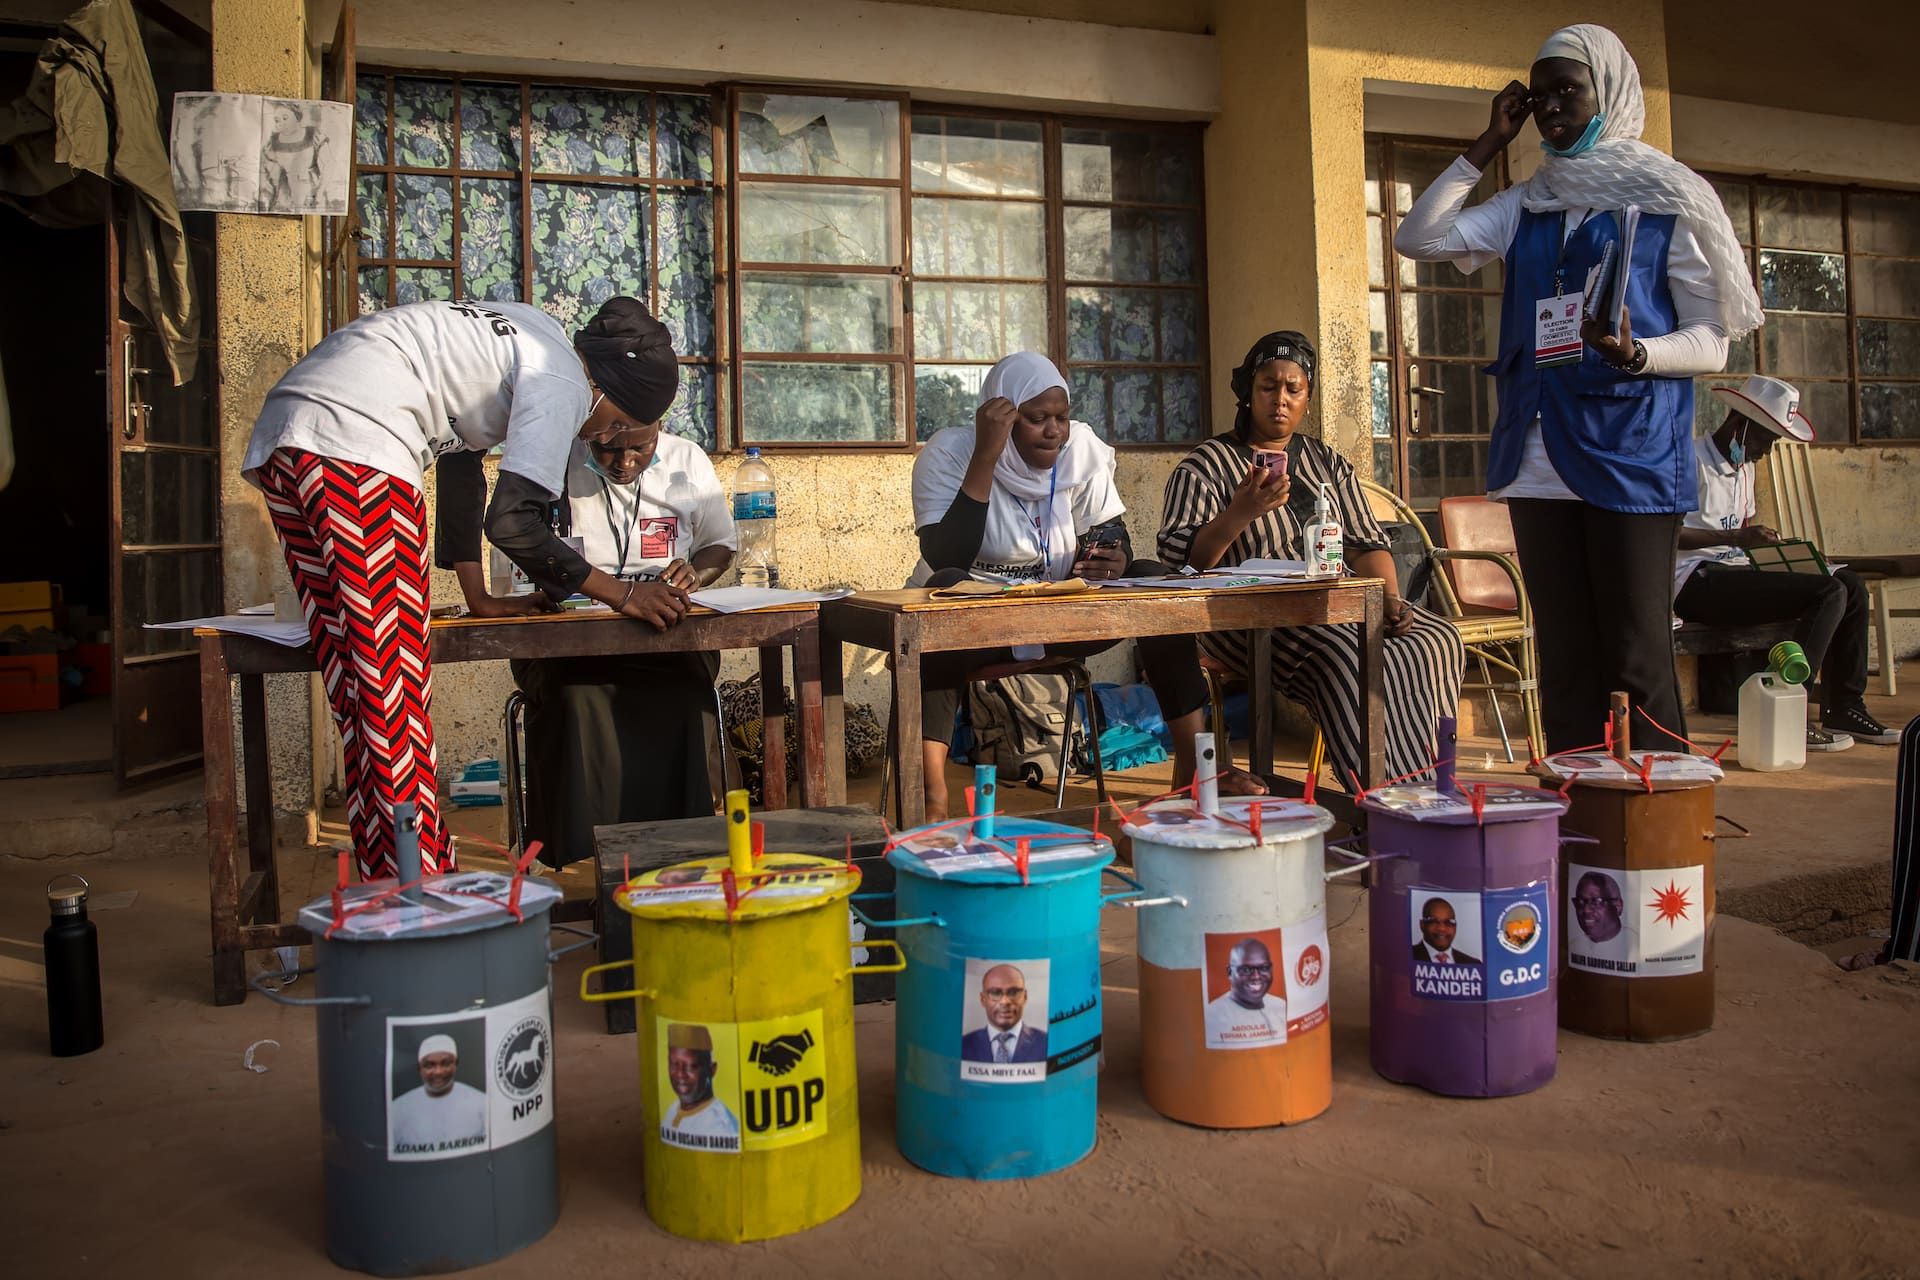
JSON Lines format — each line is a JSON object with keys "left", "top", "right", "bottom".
{"left": 1807, "top": 725, "right": 1853, "bottom": 752}
{"left": 1823, "top": 703, "right": 1903, "bottom": 745}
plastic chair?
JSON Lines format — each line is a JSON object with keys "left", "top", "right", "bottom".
{"left": 502, "top": 685, "right": 737, "bottom": 859}
{"left": 1422, "top": 489, "right": 1546, "bottom": 759}
{"left": 1763, "top": 440, "right": 1920, "bottom": 695}
{"left": 877, "top": 656, "right": 1107, "bottom": 826}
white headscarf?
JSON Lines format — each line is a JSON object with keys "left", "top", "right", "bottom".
{"left": 975, "top": 352, "right": 1108, "bottom": 504}
{"left": 1522, "top": 23, "right": 1765, "bottom": 339}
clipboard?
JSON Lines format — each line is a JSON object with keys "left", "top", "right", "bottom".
{"left": 1743, "top": 538, "right": 1831, "bottom": 577}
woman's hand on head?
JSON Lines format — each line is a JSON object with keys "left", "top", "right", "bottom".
{"left": 620, "top": 580, "right": 691, "bottom": 631}
{"left": 1226, "top": 461, "right": 1291, "bottom": 526}
{"left": 1485, "top": 80, "right": 1533, "bottom": 148}
{"left": 973, "top": 396, "right": 1019, "bottom": 460}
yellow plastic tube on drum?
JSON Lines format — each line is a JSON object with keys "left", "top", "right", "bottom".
{"left": 582, "top": 793, "right": 901, "bottom": 1243}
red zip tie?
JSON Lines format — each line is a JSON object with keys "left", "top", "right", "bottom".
{"left": 1710, "top": 737, "right": 1732, "bottom": 764}
{"left": 1016, "top": 837, "right": 1031, "bottom": 886}
{"left": 1303, "top": 770, "right": 1317, "bottom": 806}
{"left": 721, "top": 867, "right": 739, "bottom": 917}
{"left": 751, "top": 822, "right": 765, "bottom": 861}
{"left": 1526, "top": 734, "right": 1542, "bottom": 768}
{"left": 964, "top": 785, "right": 977, "bottom": 816}
{"left": 845, "top": 833, "right": 854, "bottom": 873}
{"left": 1470, "top": 783, "right": 1486, "bottom": 824}
{"left": 1635, "top": 704, "right": 1704, "bottom": 753}
{"left": 1249, "top": 802, "right": 1262, "bottom": 842}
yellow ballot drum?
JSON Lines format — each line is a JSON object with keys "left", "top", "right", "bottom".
{"left": 581, "top": 793, "right": 898, "bottom": 1243}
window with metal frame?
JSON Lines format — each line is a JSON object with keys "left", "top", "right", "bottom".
{"left": 344, "top": 72, "right": 724, "bottom": 450}
{"left": 1366, "top": 136, "right": 1510, "bottom": 517}
{"left": 1697, "top": 175, "right": 1920, "bottom": 445}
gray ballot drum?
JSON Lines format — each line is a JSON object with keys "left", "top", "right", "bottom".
{"left": 258, "top": 831, "right": 590, "bottom": 1277}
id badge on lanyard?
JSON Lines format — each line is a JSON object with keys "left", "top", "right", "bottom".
{"left": 1535, "top": 291, "right": 1585, "bottom": 368}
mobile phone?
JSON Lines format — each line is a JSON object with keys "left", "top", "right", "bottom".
{"left": 1076, "top": 526, "right": 1122, "bottom": 562}
{"left": 1255, "top": 450, "right": 1288, "bottom": 477}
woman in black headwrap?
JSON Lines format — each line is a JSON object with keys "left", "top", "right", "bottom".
{"left": 1157, "top": 331, "right": 1465, "bottom": 785}
{"left": 244, "top": 294, "right": 685, "bottom": 880}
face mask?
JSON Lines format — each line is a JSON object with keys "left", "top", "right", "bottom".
{"left": 1541, "top": 112, "right": 1606, "bottom": 157}
{"left": 1729, "top": 426, "right": 1747, "bottom": 467}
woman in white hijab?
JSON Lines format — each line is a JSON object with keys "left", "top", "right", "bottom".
{"left": 1394, "top": 23, "right": 1758, "bottom": 754}
{"left": 907, "top": 352, "right": 1219, "bottom": 821}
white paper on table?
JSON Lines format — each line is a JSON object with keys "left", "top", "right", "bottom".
{"left": 1235, "top": 559, "right": 1310, "bottom": 576}
{"left": 145, "top": 614, "right": 312, "bottom": 647}
{"left": 236, "top": 602, "right": 275, "bottom": 615}
{"left": 687, "top": 586, "right": 854, "bottom": 614}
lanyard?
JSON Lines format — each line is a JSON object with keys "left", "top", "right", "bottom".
{"left": 599, "top": 475, "right": 644, "bottom": 579}
{"left": 1554, "top": 209, "right": 1598, "bottom": 296}
{"left": 1019, "top": 464, "right": 1060, "bottom": 580}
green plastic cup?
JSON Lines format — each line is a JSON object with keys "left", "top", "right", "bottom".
{"left": 1769, "top": 640, "right": 1811, "bottom": 685}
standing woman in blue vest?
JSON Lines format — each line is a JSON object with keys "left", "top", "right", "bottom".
{"left": 1395, "top": 24, "right": 1762, "bottom": 753}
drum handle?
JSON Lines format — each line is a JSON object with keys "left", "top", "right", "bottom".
{"left": 579, "top": 958, "right": 658, "bottom": 1004}
{"left": 1559, "top": 829, "right": 1600, "bottom": 845}
{"left": 1100, "top": 866, "right": 1186, "bottom": 910}
{"left": 1710, "top": 815, "right": 1750, "bottom": 839}
{"left": 849, "top": 896, "right": 945, "bottom": 930}
{"left": 247, "top": 967, "right": 372, "bottom": 1008}
{"left": 548, "top": 922, "right": 599, "bottom": 962}
{"left": 1324, "top": 836, "right": 1408, "bottom": 880}
{"left": 847, "top": 938, "right": 906, "bottom": 977}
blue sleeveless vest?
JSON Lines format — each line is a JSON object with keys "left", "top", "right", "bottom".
{"left": 1486, "top": 208, "right": 1697, "bottom": 514}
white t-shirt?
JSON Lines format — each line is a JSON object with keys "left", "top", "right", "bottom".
{"left": 906, "top": 425, "right": 1125, "bottom": 587}
{"left": 1674, "top": 433, "right": 1753, "bottom": 595}
{"left": 1202, "top": 991, "right": 1288, "bottom": 1049}
{"left": 244, "top": 300, "right": 592, "bottom": 497}
{"left": 565, "top": 433, "right": 736, "bottom": 580}
{"left": 389, "top": 1081, "right": 487, "bottom": 1152}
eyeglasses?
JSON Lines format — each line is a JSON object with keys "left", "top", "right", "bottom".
{"left": 982, "top": 987, "right": 1025, "bottom": 1000}
{"left": 1230, "top": 964, "right": 1273, "bottom": 978}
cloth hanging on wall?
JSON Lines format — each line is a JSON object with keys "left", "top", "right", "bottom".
{"left": 0, "top": 0, "right": 197, "bottom": 384}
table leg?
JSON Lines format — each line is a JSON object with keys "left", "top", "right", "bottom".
{"left": 202, "top": 637, "right": 244, "bottom": 1006}
{"left": 892, "top": 618, "right": 926, "bottom": 829}
{"left": 819, "top": 627, "right": 847, "bottom": 806}
{"left": 791, "top": 618, "right": 828, "bottom": 808}
{"left": 759, "top": 645, "right": 787, "bottom": 812}
{"left": 1249, "top": 627, "right": 1274, "bottom": 777}
{"left": 1358, "top": 582, "right": 1387, "bottom": 790}
{"left": 239, "top": 674, "right": 278, "bottom": 926}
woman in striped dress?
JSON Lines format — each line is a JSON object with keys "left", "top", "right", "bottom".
{"left": 1157, "top": 331, "right": 1465, "bottom": 785}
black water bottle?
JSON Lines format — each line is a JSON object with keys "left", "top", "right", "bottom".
{"left": 45, "top": 874, "right": 104, "bottom": 1056}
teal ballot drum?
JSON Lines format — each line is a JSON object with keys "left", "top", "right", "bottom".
{"left": 867, "top": 767, "right": 1120, "bottom": 1180}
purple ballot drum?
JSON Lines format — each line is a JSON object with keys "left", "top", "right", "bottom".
{"left": 1361, "top": 747, "right": 1568, "bottom": 1098}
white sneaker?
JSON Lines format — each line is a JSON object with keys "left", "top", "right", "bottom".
{"left": 1806, "top": 725, "right": 1853, "bottom": 752}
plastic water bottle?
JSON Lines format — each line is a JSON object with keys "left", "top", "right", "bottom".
{"left": 732, "top": 447, "right": 780, "bottom": 588}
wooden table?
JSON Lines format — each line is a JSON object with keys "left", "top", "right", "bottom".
{"left": 198, "top": 603, "right": 829, "bottom": 1005}
{"left": 819, "top": 580, "right": 1386, "bottom": 827}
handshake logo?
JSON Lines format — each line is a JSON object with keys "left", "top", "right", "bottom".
{"left": 747, "top": 1029, "right": 815, "bottom": 1077}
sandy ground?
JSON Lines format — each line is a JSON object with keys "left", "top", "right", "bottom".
{"left": 4, "top": 831, "right": 1919, "bottom": 1278}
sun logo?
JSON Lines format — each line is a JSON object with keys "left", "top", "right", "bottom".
{"left": 1650, "top": 879, "right": 1693, "bottom": 928}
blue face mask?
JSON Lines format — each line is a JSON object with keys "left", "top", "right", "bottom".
{"left": 1729, "top": 427, "right": 1747, "bottom": 467}
{"left": 1541, "top": 112, "right": 1606, "bottom": 158}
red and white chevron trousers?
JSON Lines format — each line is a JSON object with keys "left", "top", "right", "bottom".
{"left": 258, "top": 449, "right": 450, "bottom": 881}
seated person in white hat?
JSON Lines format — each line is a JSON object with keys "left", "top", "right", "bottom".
{"left": 1673, "top": 374, "right": 1900, "bottom": 750}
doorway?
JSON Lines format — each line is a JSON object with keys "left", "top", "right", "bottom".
{"left": 0, "top": 4, "right": 217, "bottom": 784}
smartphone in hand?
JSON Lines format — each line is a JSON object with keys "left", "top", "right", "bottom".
{"left": 1254, "top": 449, "right": 1288, "bottom": 479}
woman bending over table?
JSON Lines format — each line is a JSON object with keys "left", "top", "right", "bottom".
{"left": 909, "top": 351, "right": 1230, "bottom": 822}
{"left": 1158, "top": 331, "right": 1465, "bottom": 786}
{"left": 244, "top": 295, "right": 685, "bottom": 880}
{"left": 443, "top": 405, "right": 735, "bottom": 867}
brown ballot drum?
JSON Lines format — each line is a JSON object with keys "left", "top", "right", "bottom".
{"left": 1543, "top": 698, "right": 1720, "bottom": 1041}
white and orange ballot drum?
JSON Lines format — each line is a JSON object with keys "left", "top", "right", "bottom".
{"left": 1130, "top": 736, "right": 1337, "bottom": 1128}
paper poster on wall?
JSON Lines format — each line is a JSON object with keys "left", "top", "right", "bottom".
{"left": 1202, "top": 928, "right": 1291, "bottom": 1049}
{"left": 385, "top": 986, "right": 553, "bottom": 1162}
{"left": 1567, "top": 864, "right": 1707, "bottom": 978}
{"left": 655, "top": 1009, "right": 830, "bottom": 1154}
{"left": 959, "top": 958, "right": 1050, "bottom": 1083}
{"left": 1409, "top": 891, "right": 1487, "bottom": 1001}
{"left": 170, "top": 93, "right": 352, "bottom": 215}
